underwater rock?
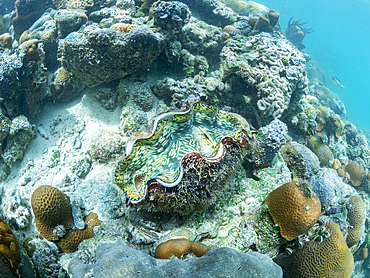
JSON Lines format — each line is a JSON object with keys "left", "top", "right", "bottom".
{"left": 115, "top": 103, "right": 252, "bottom": 214}
{"left": 54, "top": 9, "right": 88, "bottom": 39}
{"left": 50, "top": 67, "right": 86, "bottom": 102}
{"left": 2, "top": 115, "right": 36, "bottom": 167}
{"left": 70, "top": 239, "right": 283, "bottom": 277}
{"left": 59, "top": 24, "right": 165, "bottom": 86}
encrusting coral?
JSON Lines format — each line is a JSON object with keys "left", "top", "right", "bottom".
{"left": 155, "top": 239, "right": 209, "bottom": 259}
{"left": 274, "top": 222, "right": 354, "bottom": 278}
{"left": 265, "top": 181, "right": 321, "bottom": 241}
{"left": 31, "top": 185, "right": 73, "bottom": 241}
{"left": 346, "top": 196, "right": 366, "bottom": 248}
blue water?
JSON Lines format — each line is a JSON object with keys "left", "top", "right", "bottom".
{"left": 257, "top": 0, "right": 370, "bottom": 130}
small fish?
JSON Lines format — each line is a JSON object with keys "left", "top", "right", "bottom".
{"left": 330, "top": 76, "right": 345, "bottom": 88}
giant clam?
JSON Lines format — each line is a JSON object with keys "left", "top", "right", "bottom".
{"left": 115, "top": 103, "right": 253, "bottom": 214}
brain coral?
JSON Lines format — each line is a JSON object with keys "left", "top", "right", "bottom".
{"left": 274, "top": 222, "right": 354, "bottom": 278}
{"left": 155, "top": 239, "right": 209, "bottom": 259}
{"left": 31, "top": 185, "right": 73, "bottom": 241}
{"left": 346, "top": 196, "right": 366, "bottom": 248}
{"left": 265, "top": 181, "right": 321, "bottom": 241}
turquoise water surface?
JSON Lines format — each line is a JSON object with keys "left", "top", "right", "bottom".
{"left": 258, "top": 0, "right": 370, "bottom": 130}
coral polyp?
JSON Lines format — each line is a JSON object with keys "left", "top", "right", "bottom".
{"left": 115, "top": 103, "right": 250, "bottom": 210}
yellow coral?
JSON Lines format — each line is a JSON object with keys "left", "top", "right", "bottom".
{"left": 31, "top": 185, "right": 73, "bottom": 241}
{"left": 265, "top": 181, "right": 321, "bottom": 241}
{"left": 57, "top": 212, "right": 102, "bottom": 253}
{"left": 110, "top": 23, "right": 138, "bottom": 33}
{"left": 155, "top": 239, "right": 209, "bottom": 259}
{"left": 274, "top": 222, "right": 353, "bottom": 278}
{"left": 346, "top": 196, "right": 366, "bottom": 248}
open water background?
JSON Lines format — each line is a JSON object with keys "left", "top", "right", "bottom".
{"left": 257, "top": 0, "right": 370, "bottom": 130}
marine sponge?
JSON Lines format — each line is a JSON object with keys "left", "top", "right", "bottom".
{"left": 344, "top": 160, "right": 364, "bottom": 186}
{"left": 57, "top": 212, "right": 102, "bottom": 253}
{"left": 265, "top": 181, "right": 321, "bottom": 241}
{"left": 274, "top": 222, "right": 353, "bottom": 278}
{"left": 155, "top": 239, "right": 209, "bottom": 259}
{"left": 31, "top": 185, "right": 73, "bottom": 241}
{"left": 346, "top": 196, "right": 366, "bottom": 248}
{"left": 0, "top": 219, "right": 21, "bottom": 276}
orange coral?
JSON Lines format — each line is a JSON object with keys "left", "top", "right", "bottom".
{"left": 344, "top": 160, "right": 364, "bottom": 186}
{"left": 155, "top": 239, "right": 209, "bottom": 259}
{"left": 265, "top": 181, "right": 321, "bottom": 241}
{"left": 31, "top": 185, "right": 73, "bottom": 241}
{"left": 0, "top": 219, "right": 20, "bottom": 276}
{"left": 274, "top": 222, "right": 353, "bottom": 278}
{"left": 57, "top": 212, "right": 102, "bottom": 253}
{"left": 346, "top": 196, "right": 366, "bottom": 248}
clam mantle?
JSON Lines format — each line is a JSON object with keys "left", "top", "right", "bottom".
{"left": 115, "top": 103, "right": 252, "bottom": 212}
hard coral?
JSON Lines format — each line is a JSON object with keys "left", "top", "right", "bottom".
{"left": 31, "top": 185, "right": 73, "bottom": 241}
{"left": 344, "top": 160, "right": 364, "bottom": 187}
{"left": 0, "top": 33, "right": 12, "bottom": 49}
{"left": 274, "top": 222, "right": 353, "bottom": 278}
{"left": 346, "top": 196, "right": 366, "bottom": 248}
{"left": 57, "top": 212, "right": 102, "bottom": 253}
{"left": 0, "top": 219, "right": 21, "bottom": 276}
{"left": 265, "top": 181, "right": 321, "bottom": 241}
{"left": 155, "top": 239, "right": 209, "bottom": 259}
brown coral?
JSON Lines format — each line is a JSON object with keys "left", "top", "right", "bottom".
{"left": 344, "top": 160, "right": 364, "bottom": 186}
{"left": 265, "top": 181, "right": 321, "bottom": 241}
{"left": 31, "top": 185, "right": 73, "bottom": 241}
{"left": 0, "top": 219, "right": 21, "bottom": 276}
{"left": 155, "top": 239, "right": 209, "bottom": 259}
{"left": 57, "top": 212, "right": 102, "bottom": 253}
{"left": 346, "top": 196, "right": 366, "bottom": 248}
{"left": 274, "top": 222, "right": 353, "bottom": 278}
{"left": 0, "top": 33, "right": 12, "bottom": 49}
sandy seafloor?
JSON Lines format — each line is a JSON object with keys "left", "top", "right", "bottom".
{"left": 0, "top": 0, "right": 370, "bottom": 277}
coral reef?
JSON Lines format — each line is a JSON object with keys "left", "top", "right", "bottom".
{"left": 31, "top": 185, "right": 73, "bottom": 241}
{"left": 155, "top": 239, "right": 209, "bottom": 259}
{"left": 54, "top": 9, "right": 87, "bottom": 39}
{"left": 265, "top": 181, "right": 321, "bottom": 241}
{"left": 274, "top": 222, "right": 353, "bottom": 277}
{"left": 285, "top": 16, "right": 312, "bottom": 50}
{"left": 60, "top": 24, "right": 165, "bottom": 86}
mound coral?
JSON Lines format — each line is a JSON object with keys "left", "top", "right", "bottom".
{"left": 343, "top": 160, "right": 364, "bottom": 187}
{"left": 0, "top": 219, "right": 21, "bottom": 276}
{"left": 0, "top": 33, "right": 12, "bottom": 49}
{"left": 31, "top": 185, "right": 73, "bottom": 241}
{"left": 306, "top": 135, "right": 334, "bottom": 167}
{"left": 265, "top": 181, "right": 321, "bottom": 241}
{"left": 274, "top": 222, "right": 353, "bottom": 278}
{"left": 115, "top": 103, "right": 252, "bottom": 214}
{"left": 155, "top": 239, "right": 209, "bottom": 259}
{"left": 346, "top": 196, "right": 366, "bottom": 248}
